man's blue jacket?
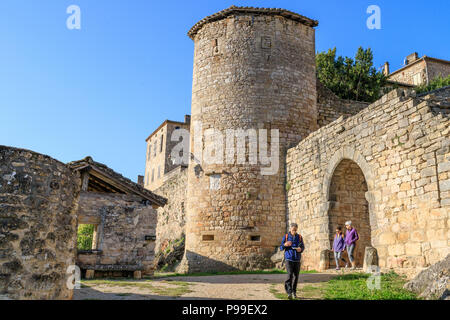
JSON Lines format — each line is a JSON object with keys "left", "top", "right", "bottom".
{"left": 280, "top": 232, "right": 305, "bottom": 262}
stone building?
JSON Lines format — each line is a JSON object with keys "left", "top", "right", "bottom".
{"left": 146, "top": 6, "right": 450, "bottom": 277}
{"left": 68, "top": 156, "right": 166, "bottom": 278}
{"left": 384, "top": 52, "right": 450, "bottom": 87}
{"left": 144, "top": 115, "right": 190, "bottom": 190}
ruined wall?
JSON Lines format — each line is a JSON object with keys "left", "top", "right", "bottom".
{"left": 183, "top": 10, "right": 318, "bottom": 272}
{"left": 154, "top": 166, "right": 187, "bottom": 255}
{"left": 76, "top": 191, "right": 157, "bottom": 275}
{"left": 317, "top": 81, "right": 369, "bottom": 127}
{"left": 426, "top": 60, "right": 450, "bottom": 83}
{"left": 0, "top": 146, "right": 80, "bottom": 300}
{"left": 286, "top": 88, "right": 450, "bottom": 277}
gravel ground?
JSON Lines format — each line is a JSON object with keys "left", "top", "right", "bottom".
{"left": 73, "top": 273, "right": 337, "bottom": 300}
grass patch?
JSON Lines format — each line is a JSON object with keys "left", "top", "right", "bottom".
{"left": 323, "top": 272, "right": 418, "bottom": 300}
{"left": 116, "top": 293, "right": 132, "bottom": 296}
{"left": 269, "top": 284, "right": 289, "bottom": 300}
{"left": 301, "top": 284, "right": 325, "bottom": 299}
{"left": 81, "top": 279, "right": 192, "bottom": 297}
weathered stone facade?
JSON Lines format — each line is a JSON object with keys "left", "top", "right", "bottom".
{"left": 68, "top": 156, "right": 165, "bottom": 278}
{"left": 317, "top": 81, "right": 369, "bottom": 128}
{"left": 0, "top": 146, "right": 80, "bottom": 300}
{"left": 181, "top": 7, "right": 319, "bottom": 272}
{"left": 77, "top": 192, "right": 157, "bottom": 276}
{"left": 286, "top": 88, "right": 449, "bottom": 275}
{"left": 145, "top": 117, "right": 190, "bottom": 190}
{"left": 387, "top": 54, "right": 450, "bottom": 86}
{"left": 154, "top": 166, "right": 187, "bottom": 254}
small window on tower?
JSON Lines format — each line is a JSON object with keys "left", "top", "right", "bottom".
{"left": 160, "top": 135, "right": 164, "bottom": 153}
{"left": 250, "top": 235, "right": 261, "bottom": 242}
{"left": 202, "top": 234, "right": 214, "bottom": 241}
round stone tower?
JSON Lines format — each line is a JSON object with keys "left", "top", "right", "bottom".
{"left": 183, "top": 6, "right": 318, "bottom": 272}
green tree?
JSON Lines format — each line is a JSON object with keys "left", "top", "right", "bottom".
{"left": 77, "top": 224, "right": 94, "bottom": 250}
{"left": 316, "top": 47, "right": 386, "bottom": 102}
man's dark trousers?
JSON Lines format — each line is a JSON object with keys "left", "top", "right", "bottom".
{"left": 285, "top": 260, "right": 300, "bottom": 295}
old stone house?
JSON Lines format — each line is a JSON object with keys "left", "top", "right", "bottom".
{"left": 68, "top": 156, "right": 166, "bottom": 278}
{"left": 384, "top": 52, "right": 450, "bottom": 87}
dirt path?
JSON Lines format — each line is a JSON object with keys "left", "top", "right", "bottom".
{"left": 74, "top": 273, "right": 336, "bottom": 300}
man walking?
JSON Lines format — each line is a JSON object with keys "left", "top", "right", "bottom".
{"left": 280, "top": 223, "right": 305, "bottom": 300}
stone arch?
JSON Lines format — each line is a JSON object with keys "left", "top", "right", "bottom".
{"left": 321, "top": 147, "right": 378, "bottom": 267}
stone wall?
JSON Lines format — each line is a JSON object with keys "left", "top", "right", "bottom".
{"left": 183, "top": 9, "right": 318, "bottom": 272}
{"left": 0, "top": 146, "right": 80, "bottom": 300}
{"left": 317, "top": 81, "right": 369, "bottom": 127}
{"left": 76, "top": 191, "right": 157, "bottom": 275}
{"left": 286, "top": 88, "right": 449, "bottom": 276}
{"left": 427, "top": 60, "right": 450, "bottom": 83}
{"left": 154, "top": 166, "right": 188, "bottom": 256}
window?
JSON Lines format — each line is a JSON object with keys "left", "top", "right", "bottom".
{"left": 202, "top": 234, "right": 214, "bottom": 241}
{"left": 147, "top": 144, "right": 151, "bottom": 161}
{"left": 250, "top": 235, "right": 261, "bottom": 241}
{"left": 153, "top": 141, "right": 157, "bottom": 157}
{"left": 158, "top": 166, "right": 161, "bottom": 179}
{"left": 151, "top": 168, "right": 155, "bottom": 182}
{"left": 160, "top": 135, "right": 164, "bottom": 153}
{"left": 77, "top": 224, "right": 99, "bottom": 250}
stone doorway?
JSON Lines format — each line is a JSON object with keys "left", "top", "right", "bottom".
{"left": 328, "top": 159, "right": 371, "bottom": 267}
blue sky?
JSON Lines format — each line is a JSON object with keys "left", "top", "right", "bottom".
{"left": 1, "top": 0, "right": 449, "bottom": 182}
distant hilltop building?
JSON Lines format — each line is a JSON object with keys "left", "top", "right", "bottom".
{"left": 145, "top": 6, "right": 450, "bottom": 276}
{"left": 384, "top": 52, "right": 450, "bottom": 87}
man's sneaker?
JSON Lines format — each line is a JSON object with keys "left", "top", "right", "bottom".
{"left": 288, "top": 293, "right": 293, "bottom": 300}
{"left": 345, "top": 263, "right": 349, "bottom": 268}
{"left": 335, "top": 267, "right": 340, "bottom": 270}
{"left": 293, "top": 292, "right": 298, "bottom": 299}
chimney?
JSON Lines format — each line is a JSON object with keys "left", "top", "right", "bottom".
{"left": 383, "top": 62, "right": 390, "bottom": 76}
{"left": 184, "top": 114, "right": 191, "bottom": 124}
{"left": 137, "top": 175, "right": 144, "bottom": 186}
{"left": 405, "top": 52, "right": 419, "bottom": 65}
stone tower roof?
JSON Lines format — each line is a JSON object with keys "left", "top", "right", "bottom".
{"left": 188, "top": 5, "right": 319, "bottom": 39}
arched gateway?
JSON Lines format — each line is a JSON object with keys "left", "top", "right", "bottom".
{"left": 323, "top": 148, "right": 377, "bottom": 268}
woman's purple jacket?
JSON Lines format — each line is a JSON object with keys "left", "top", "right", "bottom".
{"left": 344, "top": 228, "right": 359, "bottom": 245}
{"left": 333, "top": 234, "right": 345, "bottom": 252}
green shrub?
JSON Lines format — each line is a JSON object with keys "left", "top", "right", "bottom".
{"left": 415, "top": 75, "right": 450, "bottom": 94}
{"left": 77, "top": 224, "right": 94, "bottom": 250}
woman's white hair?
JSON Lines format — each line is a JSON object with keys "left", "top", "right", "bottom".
{"left": 345, "top": 221, "right": 352, "bottom": 226}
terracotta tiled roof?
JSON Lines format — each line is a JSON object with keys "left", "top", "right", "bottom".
{"left": 68, "top": 156, "right": 167, "bottom": 206}
{"left": 188, "top": 5, "right": 318, "bottom": 39}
